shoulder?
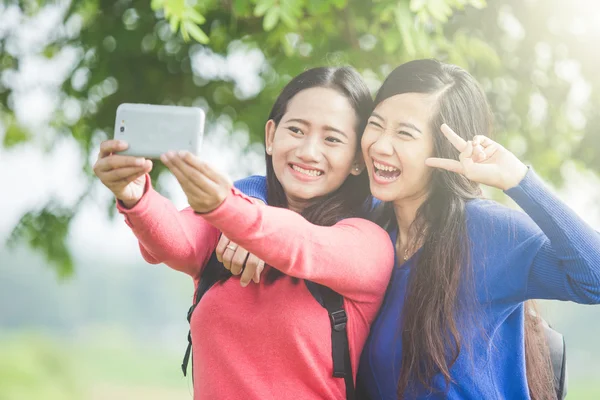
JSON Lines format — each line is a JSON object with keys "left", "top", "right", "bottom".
{"left": 465, "top": 198, "right": 545, "bottom": 254}
{"left": 233, "top": 175, "right": 267, "bottom": 195}
{"left": 335, "top": 217, "right": 395, "bottom": 254}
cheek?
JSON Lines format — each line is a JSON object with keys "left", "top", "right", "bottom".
{"left": 327, "top": 149, "right": 355, "bottom": 175}
{"left": 361, "top": 130, "right": 376, "bottom": 154}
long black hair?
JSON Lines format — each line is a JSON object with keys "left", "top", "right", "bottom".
{"left": 372, "top": 59, "right": 554, "bottom": 399}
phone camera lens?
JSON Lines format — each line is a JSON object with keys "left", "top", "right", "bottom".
{"left": 120, "top": 126, "right": 125, "bottom": 133}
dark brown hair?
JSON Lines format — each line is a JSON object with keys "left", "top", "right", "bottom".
{"left": 373, "top": 59, "right": 555, "bottom": 399}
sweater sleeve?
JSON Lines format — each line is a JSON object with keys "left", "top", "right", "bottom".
{"left": 234, "top": 175, "right": 267, "bottom": 203}
{"left": 504, "top": 168, "right": 600, "bottom": 304}
{"left": 200, "top": 188, "right": 395, "bottom": 303}
{"left": 116, "top": 176, "right": 220, "bottom": 278}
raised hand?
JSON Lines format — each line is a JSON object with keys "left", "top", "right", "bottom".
{"left": 161, "top": 151, "right": 232, "bottom": 214}
{"left": 93, "top": 140, "right": 153, "bottom": 207}
{"left": 425, "top": 124, "right": 528, "bottom": 191}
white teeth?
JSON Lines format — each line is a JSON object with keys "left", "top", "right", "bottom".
{"left": 375, "top": 171, "right": 400, "bottom": 181}
{"left": 291, "top": 164, "right": 323, "bottom": 177}
{"left": 373, "top": 161, "right": 399, "bottom": 172}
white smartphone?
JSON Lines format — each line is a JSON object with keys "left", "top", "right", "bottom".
{"left": 114, "top": 103, "right": 205, "bottom": 158}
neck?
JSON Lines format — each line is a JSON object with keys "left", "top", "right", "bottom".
{"left": 286, "top": 195, "right": 309, "bottom": 213}
{"left": 393, "top": 192, "right": 428, "bottom": 246}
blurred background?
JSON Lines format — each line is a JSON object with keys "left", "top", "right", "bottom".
{"left": 1, "top": 0, "right": 600, "bottom": 398}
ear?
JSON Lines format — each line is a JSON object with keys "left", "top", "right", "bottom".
{"left": 265, "top": 120, "right": 276, "bottom": 155}
{"left": 350, "top": 152, "right": 365, "bottom": 176}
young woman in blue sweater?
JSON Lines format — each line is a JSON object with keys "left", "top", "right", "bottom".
{"left": 354, "top": 59, "right": 600, "bottom": 399}
{"left": 235, "top": 59, "right": 600, "bottom": 399}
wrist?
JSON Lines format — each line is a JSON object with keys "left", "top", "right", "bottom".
{"left": 503, "top": 162, "right": 528, "bottom": 191}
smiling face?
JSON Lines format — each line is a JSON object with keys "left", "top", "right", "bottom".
{"left": 361, "top": 92, "right": 438, "bottom": 204}
{"left": 266, "top": 87, "right": 362, "bottom": 211}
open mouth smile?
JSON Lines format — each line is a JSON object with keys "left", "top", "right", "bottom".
{"left": 372, "top": 159, "right": 401, "bottom": 183}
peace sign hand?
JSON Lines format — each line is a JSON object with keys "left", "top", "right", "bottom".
{"left": 425, "top": 124, "right": 528, "bottom": 191}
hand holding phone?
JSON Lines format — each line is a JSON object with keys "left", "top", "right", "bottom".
{"left": 93, "top": 140, "right": 152, "bottom": 208}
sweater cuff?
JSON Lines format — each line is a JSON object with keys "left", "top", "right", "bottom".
{"left": 116, "top": 174, "right": 154, "bottom": 227}
{"left": 504, "top": 167, "right": 545, "bottom": 205}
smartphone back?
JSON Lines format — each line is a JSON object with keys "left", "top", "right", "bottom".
{"left": 114, "top": 103, "right": 205, "bottom": 158}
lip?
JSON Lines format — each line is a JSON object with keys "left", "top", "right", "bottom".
{"left": 371, "top": 157, "right": 400, "bottom": 170}
{"left": 288, "top": 162, "right": 324, "bottom": 182}
{"left": 370, "top": 157, "right": 402, "bottom": 185}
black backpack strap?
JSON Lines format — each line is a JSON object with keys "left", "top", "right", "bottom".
{"left": 542, "top": 322, "right": 568, "bottom": 400}
{"left": 181, "top": 252, "right": 222, "bottom": 376}
{"left": 306, "top": 281, "right": 355, "bottom": 400}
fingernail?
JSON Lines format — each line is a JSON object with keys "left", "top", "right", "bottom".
{"left": 178, "top": 150, "right": 187, "bottom": 158}
{"left": 136, "top": 158, "right": 144, "bottom": 166}
{"left": 241, "top": 281, "right": 248, "bottom": 287}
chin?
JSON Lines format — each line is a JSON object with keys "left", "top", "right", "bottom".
{"left": 370, "top": 184, "right": 401, "bottom": 203}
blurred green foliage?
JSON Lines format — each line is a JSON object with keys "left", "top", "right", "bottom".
{"left": 0, "top": 334, "right": 82, "bottom": 400}
{"left": 1, "top": 0, "right": 599, "bottom": 276}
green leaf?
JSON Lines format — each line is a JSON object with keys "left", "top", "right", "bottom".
{"left": 150, "top": 0, "right": 165, "bottom": 11}
{"left": 263, "top": 7, "right": 281, "bottom": 31}
{"left": 233, "top": 0, "right": 252, "bottom": 16}
{"left": 7, "top": 206, "right": 75, "bottom": 278}
{"left": 169, "top": 15, "right": 180, "bottom": 33}
{"left": 185, "top": 8, "right": 206, "bottom": 24}
{"left": 426, "top": 0, "right": 453, "bottom": 22}
{"left": 410, "top": 0, "right": 428, "bottom": 13}
{"left": 184, "top": 21, "right": 210, "bottom": 44}
{"left": 331, "top": 0, "right": 348, "bottom": 9}
{"left": 280, "top": 8, "right": 298, "bottom": 29}
{"left": 254, "top": 0, "right": 275, "bottom": 17}
{"left": 3, "top": 123, "right": 30, "bottom": 148}
{"left": 394, "top": 4, "right": 416, "bottom": 56}
{"left": 180, "top": 22, "right": 190, "bottom": 41}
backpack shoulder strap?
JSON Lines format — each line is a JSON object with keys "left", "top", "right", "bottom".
{"left": 542, "top": 322, "right": 568, "bottom": 399}
{"left": 305, "top": 281, "right": 355, "bottom": 400}
{"left": 181, "top": 252, "right": 222, "bottom": 376}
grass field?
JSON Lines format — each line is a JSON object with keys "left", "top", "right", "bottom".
{"left": 1, "top": 331, "right": 598, "bottom": 399}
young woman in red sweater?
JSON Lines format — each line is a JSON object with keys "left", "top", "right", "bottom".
{"left": 93, "top": 67, "right": 395, "bottom": 400}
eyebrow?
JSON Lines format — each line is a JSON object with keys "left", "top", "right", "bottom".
{"left": 370, "top": 112, "right": 422, "bottom": 135}
{"left": 283, "top": 118, "right": 348, "bottom": 139}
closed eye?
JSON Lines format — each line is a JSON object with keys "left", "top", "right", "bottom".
{"left": 368, "top": 120, "right": 383, "bottom": 129}
{"left": 397, "top": 130, "right": 414, "bottom": 138}
{"left": 325, "top": 136, "right": 343, "bottom": 143}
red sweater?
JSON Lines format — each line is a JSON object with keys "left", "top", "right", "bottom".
{"left": 117, "top": 180, "right": 395, "bottom": 400}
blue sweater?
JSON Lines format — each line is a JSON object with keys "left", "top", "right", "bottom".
{"left": 235, "top": 170, "right": 600, "bottom": 399}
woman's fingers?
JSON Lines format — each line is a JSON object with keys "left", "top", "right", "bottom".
{"left": 215, "top": 234, "right": 230, "bottom": 263}
{"left": 94, "top": 154, "right": 146, "bottom": 174}
{"left": 240, "top": 254, "right": 264, "bottom": 287}
{"left": 163, "top": 152, "right": 219, "bottom": 194}
{"left": 99, "top": 140, "right": 129, "bottom": 158}
{"left": 440, "top": 124, "right": 468, "bottom": 153}
{"left": 103, "top": 166, "right": 149, "bottom": 182}
{"left": 425, "top": 157, "right": 464, "bottom": 174}
{"left": 252, "top": 259, "right": 265, "bottom": 284}
{"left": 221, "top": 242, "right": 238, "bottom": 271}
{"left": 230, "top": 247, "right": 249, "bottom": 276}
{"left": 180, "top": 151, "right": 231, "bottom": 187}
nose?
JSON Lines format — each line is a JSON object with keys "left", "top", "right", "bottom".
{"left": 370, "top": 132, "right": 395, "bottom": 157}
{"left": 295, "top": 135, "right": 322, "bottom": 163}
